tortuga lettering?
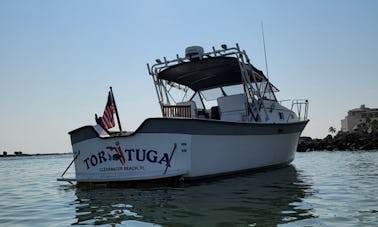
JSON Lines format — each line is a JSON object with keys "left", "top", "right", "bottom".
{"left": 83, "top": 146, "right": 171, "bottom": 169}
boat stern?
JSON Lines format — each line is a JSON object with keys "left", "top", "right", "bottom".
{"left": 66, "top": 125, "right": 191, "bottom": 182}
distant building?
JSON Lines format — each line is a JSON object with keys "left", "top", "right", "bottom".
{"left": 341, "top": 105, "right": 378, "bottom": 132}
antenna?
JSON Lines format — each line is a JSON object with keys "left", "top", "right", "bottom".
{"left": 261, "top": 22, "right": 269, "bottom": 79}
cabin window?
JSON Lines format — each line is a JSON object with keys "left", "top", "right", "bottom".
{"left": 279, "top": 112, "right": 284, "bottom": 120}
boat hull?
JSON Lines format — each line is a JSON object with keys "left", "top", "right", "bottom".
{"left": 63, "top": 118, "right": 308, "bottom": 183}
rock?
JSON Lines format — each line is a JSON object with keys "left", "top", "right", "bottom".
{"left": 297, "top": 131, "right": 378, "bottom": 151}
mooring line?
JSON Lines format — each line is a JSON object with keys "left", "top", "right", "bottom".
{"left": 61, "top": 150, "right": 80, "bottom": 178}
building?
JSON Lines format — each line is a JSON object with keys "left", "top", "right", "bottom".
{"left": 341, "top": 105, "right": 378, "bottom": 133}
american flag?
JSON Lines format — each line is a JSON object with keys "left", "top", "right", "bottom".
{"left": 101, "top": 91, "right": 116, "bottom": 130}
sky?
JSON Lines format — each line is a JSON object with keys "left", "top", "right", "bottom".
{"left": 0, "top": 0, "right": 377, "bottom": 154}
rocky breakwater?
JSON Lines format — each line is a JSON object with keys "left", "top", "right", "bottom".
{"left": 298, "top": 132, "right": 378, "bottom": 152}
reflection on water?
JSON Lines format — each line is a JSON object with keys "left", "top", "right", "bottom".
{"left": 69, "top": 166, "right": 313, "bottom": 226}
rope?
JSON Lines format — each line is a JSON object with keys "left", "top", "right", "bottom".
{"left": 61, "top": 150, "right": 80, "bottom": 178}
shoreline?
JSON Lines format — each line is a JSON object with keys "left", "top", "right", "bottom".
{"left": 2, "top": 131, "right": 378, "bottom": 157}
{"left": 0, "top": 153, "right": 71, "bottom": 158}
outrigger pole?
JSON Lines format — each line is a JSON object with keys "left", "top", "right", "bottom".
{"left": 261, "top": 21, "right": 269, "bottom": 79}
{"left": 110, "top": 86, "right": 123, "bottom": 133}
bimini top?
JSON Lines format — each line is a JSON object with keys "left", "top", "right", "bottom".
{"left": 157, "top": 56, "right": 268, "bottom": 92}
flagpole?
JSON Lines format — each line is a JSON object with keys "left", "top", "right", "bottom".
{"left": 109, "top": 86, "right": 123, "bottom": 133}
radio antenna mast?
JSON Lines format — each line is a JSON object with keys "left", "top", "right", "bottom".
{"left": 261, "top": 22, "right": 269, "bottom": 79}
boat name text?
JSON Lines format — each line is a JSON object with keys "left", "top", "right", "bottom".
{"left": 83, "top": 146, "right": 171, "bottom": 170}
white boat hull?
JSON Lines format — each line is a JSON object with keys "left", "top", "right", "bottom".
{"left": 189, "top": 133, "right": 298, "bottom": 178}
{"left": 60, "top": 118, "right": 307, "bottom": 183}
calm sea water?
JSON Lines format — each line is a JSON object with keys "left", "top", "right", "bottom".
{"left": 0, "top": 151, "right": 377, "bottom": 227}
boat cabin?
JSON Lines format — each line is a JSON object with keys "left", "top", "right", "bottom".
{"left": 147, "top": 44, "right": 308, "bottom": 124}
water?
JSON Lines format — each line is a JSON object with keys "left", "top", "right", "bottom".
{"left": 0, "top": 151, "right": 377, "bottom": 227}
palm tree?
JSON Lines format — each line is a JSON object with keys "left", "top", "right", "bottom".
{"left": 371, "top": 120, "right": 378, "bottom": 133}
{"left": 328, "top": 126, "right": 336, "bottom": 135}
{"left": 356, "top": 122, "right": 368, "bottom": 133}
